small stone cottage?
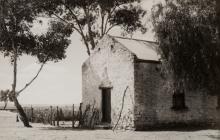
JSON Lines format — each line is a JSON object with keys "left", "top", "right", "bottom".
{"left": 82, "top": 35, "right": 220, "bottom": 130}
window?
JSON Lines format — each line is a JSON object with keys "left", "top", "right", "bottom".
{"left": 171, "top": 90, "right": 188, "bottom": 110}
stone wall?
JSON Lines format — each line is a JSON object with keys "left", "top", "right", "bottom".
{"left": 82, "top": 35, "right": 220, "bottom": 130}
{"left": 134, "top": 61, "right": 161, "bottom": 129}
{"left": 82, "top": 35, "right": 135, "bottom": 129}
{"left": 134, "top": 61, "right": 220, "bottom": 130}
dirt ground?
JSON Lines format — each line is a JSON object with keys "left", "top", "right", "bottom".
{"left": 0, "top": 111, "right": 220, "bottom": 140}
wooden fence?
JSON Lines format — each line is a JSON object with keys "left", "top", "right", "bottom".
{"left": 23, "top": 103, "right": 83, "bottom": 128}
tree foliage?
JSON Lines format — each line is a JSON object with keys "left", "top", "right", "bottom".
{"left": 34, "top": 0, "right": 147, "bottom": 55}
{"left": 0, "top": 90, "right": 9, "bottom": 110}
{"left": 0, "top": 90, "right": 9, "bottom": 102}
{"left": 152, "top": 0, "right": 220, "bottom": 93}
{"left": 0, "top": 0, "right": 71, "bottom": 63}
{"left": 0, "top": 0, "right": 71, "bottom": 127}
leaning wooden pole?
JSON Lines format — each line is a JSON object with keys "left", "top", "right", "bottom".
{"left": 113, "top": 86, "right": 129, "bottom": 131}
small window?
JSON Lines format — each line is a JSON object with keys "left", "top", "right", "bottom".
{"left": 171, "top": 90, "right": 188, "bottom": 111}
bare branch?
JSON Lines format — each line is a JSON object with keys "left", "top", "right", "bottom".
{"left": 103, "top": 14, "right": 109, "bottom": 35}
{"left": 60, "top": 2, "right": 92, "bottom": 55}
{"left": 16, "top": 60, "right": 47, "bottom": 96}
{"left": 83, "top": 6, "right": 96, "bottom": 50}
{"left": 105, "top": 24, "right": 118, "bottom": 34}
{"left": 113, "top": 86, "right": 129, "bottom": 131}
{"left": 101, "top": 11, "right": 105, "bottom": 36}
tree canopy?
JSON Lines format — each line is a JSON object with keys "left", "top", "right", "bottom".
{"left": 152, "top": 0, "right": 220, "bottom": 93}
{"left": 0, "top": 0, "right": 72, "bottom": 127}
{"left": 0, "top": 0, "right": 72, "bottom": 63}
{"left": 34, "top": 0, "right": 147, "bottom": 55}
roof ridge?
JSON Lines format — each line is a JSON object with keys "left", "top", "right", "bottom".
{"left": 109, "top": 35, "right": 158, "bottom": 44}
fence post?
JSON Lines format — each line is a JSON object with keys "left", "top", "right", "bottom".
{"left": 53, "top": 113, "right": 55, "bottom": 126}
{"left": 79, "top": 103, "right": 82, "bottom": 119}
{"left": 79, "top": 103, "right": 83, "bottom": 126}
{"left": 56, "top": 106, "right": 59, "bottom": 126}
{"left": 50, "top": 106, "right": 53, "bottom": 125}
{"left": 72, "top": 104, "right": 74, "bottom": 128}
{"left": 31, "top": 106, "right": 34, "bottom": 123}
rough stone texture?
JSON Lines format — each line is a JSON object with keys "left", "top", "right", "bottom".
{"left": 82, "top": 35, "right": 220, "bottom": 130}
{"left": 134, "top": 61, "right": 220, "bottom": 130}
{"left": 82, "top": 35, "right": 135, "bottom": 129}
{"left": 134, "top": 62, "right": 160, "bottom": 129}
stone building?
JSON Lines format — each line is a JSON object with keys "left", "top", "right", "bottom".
{"left": 82, "top": 35, "right": 220, "bottom": 130}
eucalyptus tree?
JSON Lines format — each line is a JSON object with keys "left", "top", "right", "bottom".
{"left": 0, "top": 0, "right": 72, "bottom": 127}
{"left": 152, "top": 0, "right": 220, "bottom": 94}
{"left": 35, "top": 0, "right": 147, "bottom": 55}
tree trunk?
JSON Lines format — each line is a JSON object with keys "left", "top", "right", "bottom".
{"left": 12, "top": 39, "right": 31, "bottom": 127}
{"left": 3, "top": 101, "right": 8, "bottom": 110}
{"left": 13, "top": 96, "right": 31, "bottom": 127}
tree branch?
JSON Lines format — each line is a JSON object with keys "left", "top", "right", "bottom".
{"left": 83, "top": 6, "right": 96, "bottom": 50}
{"left": 113, "top": 86, "right": 129, "bottom": 131}
{"left": 16, "top": 60, "right": 47, "bottom": 96}
{"left": 103, "top": 3, "right": 118, "bottom": 34}
{"left": 103, "top": 14, "right": 109, "bottom": 35}
{"left": 101, "top": 11, "right": 105, "bottom": 36}
{"left": 61, "top": 2, "right": 91, "bottom": 55}
{"left": 52, "top": 12, "right": 90, "bottom": 55}
{"left": 52, "top": 13, "right": 82, "bottom": 35}
{"left": 106, "top": 24, "right": 118, "bottom": 34}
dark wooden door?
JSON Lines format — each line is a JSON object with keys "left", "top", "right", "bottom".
{"left": 102, "top": 88, "right": 111, "bottom": 123}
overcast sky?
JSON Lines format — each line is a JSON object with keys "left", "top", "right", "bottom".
{"left": 0, "top": 0, "right": 162, "bottom": 105}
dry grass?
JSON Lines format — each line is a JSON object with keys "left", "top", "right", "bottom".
{"left": 0, "top": 111, "right": 220, "bottom": 140}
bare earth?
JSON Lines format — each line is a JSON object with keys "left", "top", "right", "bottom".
{"left": 0, "top": 111, "right": 220, "bottom": 140}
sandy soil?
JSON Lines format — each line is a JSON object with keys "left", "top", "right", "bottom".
{"left": 0, "top": 111, "right": 220, "bottom": 140}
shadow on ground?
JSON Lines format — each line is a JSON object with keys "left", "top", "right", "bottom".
{"left": 40, "top": 127, "right": 96, "bottom": 131}
{"left": 206, "top": 135, "right": 220, "bottom": 140}
{"left": 39, "top": 125, "right": 220, "bottom": 132}
{"left": 136, "top": 124, "right": 220, "bottom": 132}
{"left": 141, "top": 128, "right": 220, "bottom": 132}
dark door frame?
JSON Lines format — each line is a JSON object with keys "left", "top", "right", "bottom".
{"left": 101, "top": 88, "right": 111, "bottom": 123}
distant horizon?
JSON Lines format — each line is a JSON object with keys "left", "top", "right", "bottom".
{"left": 0, "top": 101, "right": 80, "bottom": 107}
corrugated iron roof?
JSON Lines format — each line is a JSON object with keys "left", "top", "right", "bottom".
{"left": 112, "top": 36, "right": 160, "bottom": 61}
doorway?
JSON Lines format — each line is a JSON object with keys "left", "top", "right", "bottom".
{"left": 101, "top": 88, "right": 111, "bottom": 123}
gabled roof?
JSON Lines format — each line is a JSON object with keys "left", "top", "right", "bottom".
{"left": 112, "top": 36, "right": 160, "bottom": 61}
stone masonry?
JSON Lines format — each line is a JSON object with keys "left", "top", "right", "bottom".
{"left": 82, "top": 35, "right": 135, "bottom": 129}
{"left": 82, "top": 35, "right": 220, "bottom": 130}
{"left": 134, "top": 61, "right": 220, "bottom": 130}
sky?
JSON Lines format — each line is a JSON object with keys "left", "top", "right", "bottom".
{"left": 0, "top": 0, "right": 162, "bottom": 105}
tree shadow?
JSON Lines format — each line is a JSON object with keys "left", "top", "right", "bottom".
{"left": 40, "top": 127, "right": 95, "bottom": 131}
{"left": 136, "top": 125, "right": 220, "bottom": 132}
{"left": 206, "top": 135, "right": 220, "bottom": 140}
